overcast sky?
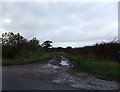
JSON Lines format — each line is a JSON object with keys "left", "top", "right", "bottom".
{"left": 0, "top": 1, "right": 118, "bottom": 47}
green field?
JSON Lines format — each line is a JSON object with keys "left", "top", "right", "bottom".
{"left": 2, "top": 53, "right": 53, "bottom": 66}
{"left": 59, "top": 53, "right": 119, "bottom": 81}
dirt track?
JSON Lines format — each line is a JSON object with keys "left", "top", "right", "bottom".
{"left": 3, "top": 56, "right": 119, "bottom": 90}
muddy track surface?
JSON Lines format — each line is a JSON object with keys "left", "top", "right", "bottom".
{"left": 3, "top": 55, "right": 119, "bottom": 90}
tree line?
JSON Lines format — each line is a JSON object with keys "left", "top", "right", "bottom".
{"left": 1, "top": 32, "right": 52, "bottom": 59}
{"left": 1, "top": 32, "right": 119, "bottom": 61}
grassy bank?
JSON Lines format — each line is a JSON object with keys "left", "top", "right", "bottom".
{"left": 2, "top": 53, "right": 53, "bottom": 66}
{"left": 59, "top": 52, "right": 119, "bottom": 81}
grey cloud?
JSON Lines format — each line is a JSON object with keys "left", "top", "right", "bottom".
{"left": 1, "top": 2, "right": 118, "bottom": 47}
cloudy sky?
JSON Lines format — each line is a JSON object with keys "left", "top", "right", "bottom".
{"left": 0, "top": 1, "right": 118, "bottom": 47}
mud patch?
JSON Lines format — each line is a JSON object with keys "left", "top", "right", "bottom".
{"left": 3, "top": 56, "right": 119, "bottom": 90}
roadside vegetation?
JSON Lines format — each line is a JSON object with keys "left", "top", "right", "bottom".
{"left": 1, "top": 32, "right": 53, "bottom": 66}
{"left": 2, "top": 53, "right": 53, "bottom": 66}
{"left": 58, "top": 52, "right": 119, "bottom": 81}
{"left": 50, "top": 41, "right": 120, "bottom": 62}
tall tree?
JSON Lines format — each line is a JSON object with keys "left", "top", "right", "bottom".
{"left": 2, "top": 32, "right": 27, "bottom": 59}
{"left": 42, "top": 40, "right": 52, "bottom": 48}
{"left": 2, "top": 32, "right": 26, "bottom": 46}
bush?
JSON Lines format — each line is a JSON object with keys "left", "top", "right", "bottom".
{"left": 2, "top": 32, "right": 43, "bottom": 59}
{"left": 66, "top": 42, "right": 120, "bottom": 61}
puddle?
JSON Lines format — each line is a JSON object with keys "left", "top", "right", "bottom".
{"left": 48, "top": 64, "right": 59, "bottom": 70}
{"left": 60, "top": 61, "right": 69, "bottom": 66}
{"left": 53, "top": 80, "right": 60, "bottom": 83}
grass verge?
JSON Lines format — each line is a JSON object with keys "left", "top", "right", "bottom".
{"left": 2, "top": 53, "right": 53, "bottom": 66}
{"left": 59, "top": 52, "right": 119, "bottom": 81}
